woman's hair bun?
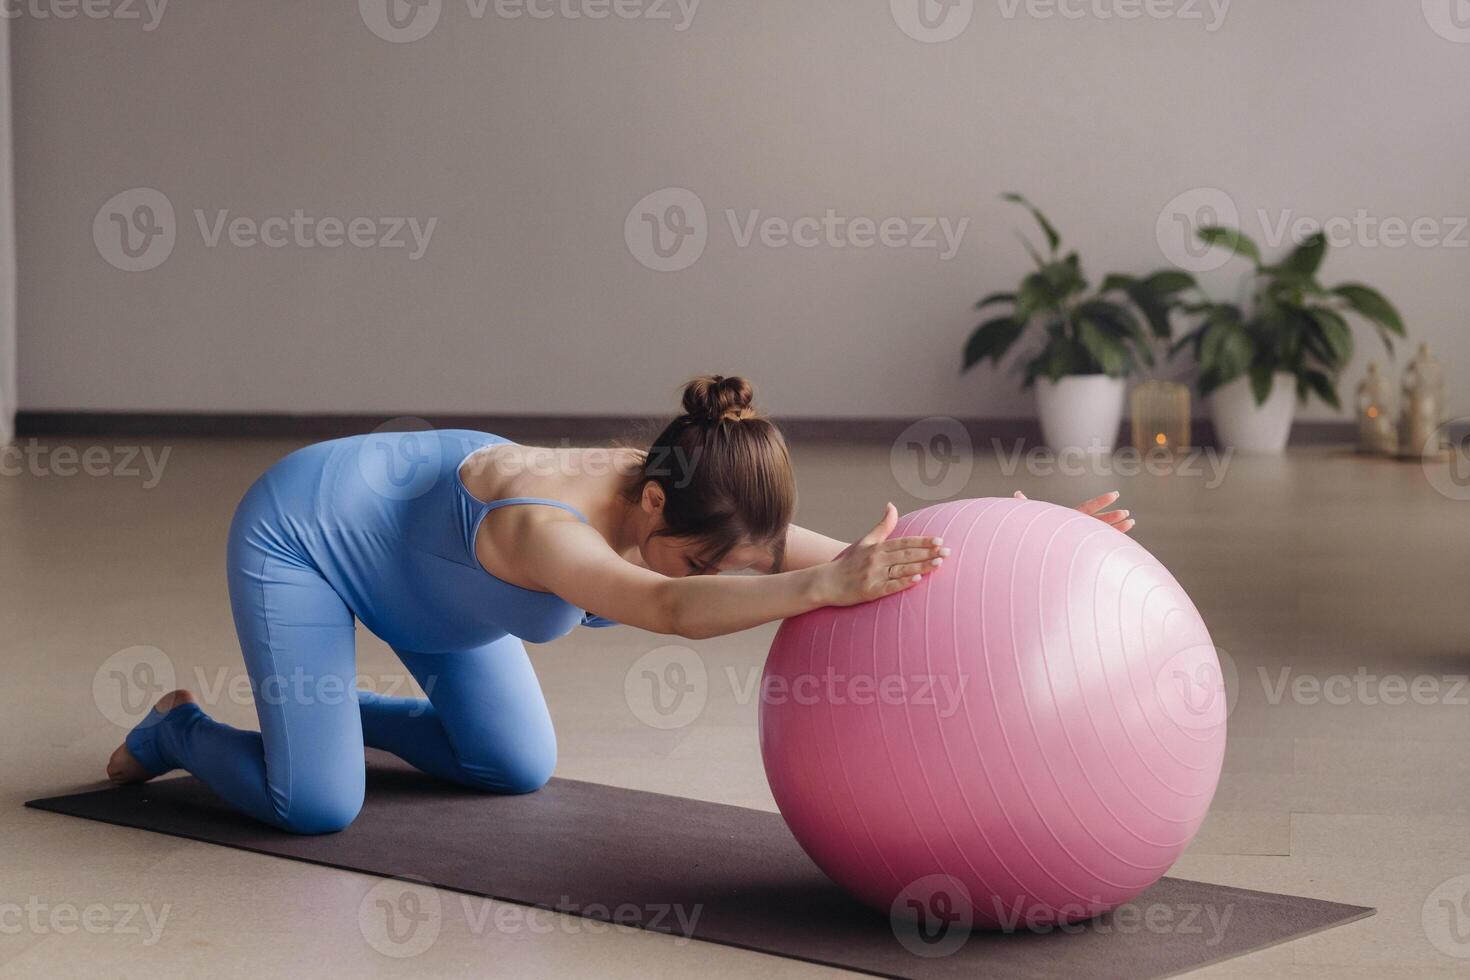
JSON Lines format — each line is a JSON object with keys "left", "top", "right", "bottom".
{"left": 681, "top": 375, "right": 758, "bottom": 423}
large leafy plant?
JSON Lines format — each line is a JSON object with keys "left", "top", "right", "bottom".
{"left": 1171, "top": 227, "right": 1405, "bottom": 408}
{"left": 962, "top": 193, "right": 1197, "bottom": 386}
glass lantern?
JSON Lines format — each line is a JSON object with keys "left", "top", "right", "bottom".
{"left": 1355, "top": 363, "right": 1397, "bottom": 456}
{"left": 1130, "top": 381, "right": 1192, "bottom": 454}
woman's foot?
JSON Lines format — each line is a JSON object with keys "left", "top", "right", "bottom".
{"left": 106, "top": 689, "right": 197, "bottom": 784}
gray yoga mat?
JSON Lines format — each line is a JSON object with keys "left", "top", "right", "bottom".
{"left": 28, "top": 751, "right": 1371, "bottom": 979}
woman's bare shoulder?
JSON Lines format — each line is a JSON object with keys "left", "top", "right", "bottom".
{"left": 457, "top": 443, "right": 543, "bottom": 503}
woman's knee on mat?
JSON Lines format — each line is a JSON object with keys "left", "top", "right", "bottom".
{"left": 270, "top": 769, "right": 366, "bottom": 834}
{"left": 456, "top": 736, "right": 556, "bottom": 795}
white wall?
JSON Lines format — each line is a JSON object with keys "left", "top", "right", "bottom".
{"left": 12, "top": 1, "right": 1470, "bottom": 421}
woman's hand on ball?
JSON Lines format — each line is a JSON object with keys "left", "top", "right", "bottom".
{"left": 1013, "top": 490, "right": 1135, "bottom": 534}
{"left": 1073, "top": 490, "right": 1134, "bottom": 533}
{"left": 820, "top": 503, "right": 949, "bottom": 607}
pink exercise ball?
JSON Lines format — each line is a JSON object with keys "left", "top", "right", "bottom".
{"left": 760, "top": 497, "right": 1225, "bottom": 930}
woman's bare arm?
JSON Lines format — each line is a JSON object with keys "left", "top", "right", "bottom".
{"left": 779, "top": 523, "right": 851, "bottom": 571}
{"left": 517, "top": 505, "right": 946, "bottom": 640}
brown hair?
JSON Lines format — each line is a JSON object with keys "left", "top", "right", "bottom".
{"left": 626, "top": 375, "right": 796, "bottom": 571}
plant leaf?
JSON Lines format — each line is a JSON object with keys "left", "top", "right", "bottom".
{"left": 1298, "top": 369, "right": 1341, "bottom": 410}
{"left": 1169, "top": 325, "right": 1206, "bottom": 360}
{"left": 962, "top": 316, "right": 1027, "bottom": 372}
{"left": 1142, "top": 269, "right": 1198, "bottom": 295}
{"left": 1307, "top": 307, "right": 1353, "bottom": 367}
{"left": 1001, "top": 192, "right": 1061, "bottom": 254}
{"left": 1199, "top": 367, "right": 1224, "bottom": 397}
{"left": 1077, "top": 319, "right": 1129, "bottom": 376}
{"left": 1198, "top": 307, "right": 1253, "bottom": 389}
{"left": 1021, "top": 352, "right": 1043, "bottom": 388}
{"left": 1270, "top": 231, "right": 1327, "bottom": 281}
{"left": 1208, "top": 303, "right": 1245, "bottom": 328}
{"left": 1249, "top": 364, "right": 1274, "bottom": 406}
{"left": 1045, "top": 252, "right": 1088, "bottom": 297}
{"left": 1197, "top": 226, "right": 1263, "bottom": 267}
{"left": 1135, "top": 296, "right": 1174, "bottom": 340}
{"left": 1333, "top": 283, "right": 1405, "bottom": 339}
{"left": 1024, "top": 331, "right": 1090, "bottom": 385}
{"left": 1015, "top": 272, "right": 1054, "bottom": 322}
{"left": 1011, "top": 230, "right": 1047, "bottom": 270}
{"left": 1102, "top": 269, "right": 1195, "bottom": 341}
{"left": 1084, "top": 299, "right": 1154, "bottom": 367}
{"left": 975, "top": 291, "right": 1017, "bottom": 312}
{"left": 1080, "top": 298, "right": 1147, "bottom": 340}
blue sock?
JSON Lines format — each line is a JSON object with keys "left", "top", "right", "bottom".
{"left": 123, "top": 702, "right": 204, "bottom": 776}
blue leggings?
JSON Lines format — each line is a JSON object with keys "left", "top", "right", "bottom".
{"left": 125, "top": 552, "right": 557, "bottom": 835}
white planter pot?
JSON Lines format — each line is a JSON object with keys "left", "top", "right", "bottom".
{"left": 1034, "top": 375, "right": 1127, "bottom": 454}
{"left": 1210, "top": 372, "right": 1297, "bottom": 454}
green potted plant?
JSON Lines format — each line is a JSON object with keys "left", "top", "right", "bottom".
{"left": 962, "top": 194, "right": 1197, "bottom": 453}
{"left": 1172, "top": 226, "right": 1406, "bottom": 453}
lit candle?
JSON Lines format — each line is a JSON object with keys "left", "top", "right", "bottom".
{"left": 1355, "top": 364, "right": 1396, "bottom": 455}
{"left": 1130, "top": 382, "right": 1191, "bottom": 455}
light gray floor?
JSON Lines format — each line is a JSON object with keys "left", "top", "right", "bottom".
{"left": 2, "top": 435, "right": 1468, "bottom": 978}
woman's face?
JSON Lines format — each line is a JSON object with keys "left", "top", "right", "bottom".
{"left": 635, "top": 482, "right": 774, "bottom": 577}
{"left": 639, "top": 533, "right": 770, "bottom": 578}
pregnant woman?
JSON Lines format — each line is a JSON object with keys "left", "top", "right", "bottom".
{"left": 106, "top": 375, "right": 1132, "bottom": 834}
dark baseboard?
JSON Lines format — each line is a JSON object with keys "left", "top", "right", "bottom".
{"left": 12, "top": 410, "right": 1366, "bottom": 448}
{"left": 14, "top": 411, "right": 662, "bottom": 443}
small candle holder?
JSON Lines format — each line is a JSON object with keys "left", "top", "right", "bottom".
{"left": 1355, "top": 363, "right": 1397, "bottom": 456}
{"left": 1130, "top": 381, "right": 1192, "bottom": 455}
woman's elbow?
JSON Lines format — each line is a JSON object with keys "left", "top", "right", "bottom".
{"left": 677, "top": 621, "right": 721, "bottom": 641}
{"left": 658, "top": 582, "right": 718, "bottom": 640}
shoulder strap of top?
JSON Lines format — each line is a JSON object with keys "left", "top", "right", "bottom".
{"left": 480, "top": 496, "right": 590, "bottom": 524}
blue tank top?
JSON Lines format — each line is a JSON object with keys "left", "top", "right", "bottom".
{"left": 246, "top": 429, "right": 617, "bottom": 652}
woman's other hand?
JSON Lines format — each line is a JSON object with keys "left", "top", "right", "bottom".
{"left": 1014, "top": 490, "right": 1135, "bottom": 534}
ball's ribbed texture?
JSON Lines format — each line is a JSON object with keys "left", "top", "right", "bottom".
{"left": 760, "top": 498, "right": 1226, "bottom": 929}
